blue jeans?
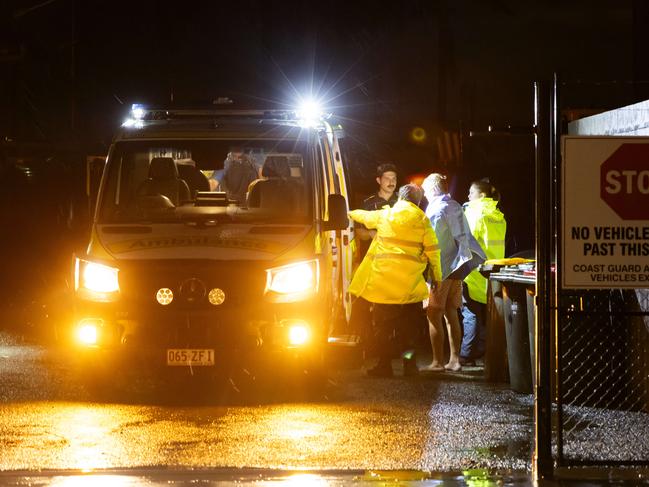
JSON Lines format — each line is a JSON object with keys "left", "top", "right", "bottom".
{"left": 460, "top": 285, "right": 486, "bottom": 359}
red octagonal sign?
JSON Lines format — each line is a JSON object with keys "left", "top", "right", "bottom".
{"left": 600, "top": 143, "right": 649, "bottom": 220}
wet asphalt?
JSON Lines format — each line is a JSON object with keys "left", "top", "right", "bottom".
{"left": 0, "top": 332, "right": 647, "bottom": 485}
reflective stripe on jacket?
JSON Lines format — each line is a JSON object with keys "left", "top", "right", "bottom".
{"left": 464, "top": 197, "right": 507, "bottom": 303}
{"left": 348, "top": 200, "right": 442, "bottom": 304}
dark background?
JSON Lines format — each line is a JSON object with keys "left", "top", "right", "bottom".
{"left": 1, "top": 0, "right": 648, "bottom": 326}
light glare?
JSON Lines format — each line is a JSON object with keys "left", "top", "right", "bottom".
{"left": 288, "top": 324, "right": 310, "bottom": 346}
{"left": 77, "top": 323, "right": 98, "bottom": 345}
{"left": 298, "top": 100, "right": 321, "bottom": 119}
{"left": 411, "top": 126, "right": 426, "bottom": 142}
{"left": 82, "top": 261, "right": 119, "bottom": 293}
{"left": 268, "top": 261, "right": 315, "bottom": 294}
{"left": 121, "top": 119, "right": 143, "bottom": 129}
{"left": 131, "top": 107, "right": 145, "bottom": 120}
{"left": 283, "top": 473, "right": 328, "bottom": 486}
{"left": 296, "top": 98, "right": 324, "bottom": 127}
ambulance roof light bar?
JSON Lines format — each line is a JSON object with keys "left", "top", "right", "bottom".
{"left": 123, "top": 101, "right": 333, "bottom": 127}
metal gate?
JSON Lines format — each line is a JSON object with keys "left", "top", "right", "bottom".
{"left": 557, "top": 289, "right": 649, "bottom": 465}
{"left": 535, "top": 78, "right": 649, "bottom": 477}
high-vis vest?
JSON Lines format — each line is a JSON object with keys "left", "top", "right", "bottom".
{"left": 463, "top": 197, "right": 506, "bottom": 303}
{"left": 348, "top": 200, "right": 442, "bottom": 304}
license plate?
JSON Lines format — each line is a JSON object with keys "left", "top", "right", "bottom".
{"left": 167, "top": 349, "right": 215, "bottom": 366}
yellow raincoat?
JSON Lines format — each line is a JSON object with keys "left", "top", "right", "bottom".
{"left": 348, "top": 200, "right": 442, "bottom": 304}
{"left": 464, "top": 197, "right": 506, "bottom": 303}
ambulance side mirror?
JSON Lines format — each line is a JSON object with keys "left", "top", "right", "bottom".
{"left": 324, "top": 194, "right": 349, "bottom": 231}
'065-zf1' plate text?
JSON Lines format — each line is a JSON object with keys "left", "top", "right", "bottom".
{"left": 167, "top": 349, "right": 215, "bottom": 366}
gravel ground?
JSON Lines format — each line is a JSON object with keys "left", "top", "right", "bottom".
{"left": 418, "top": 372, "right": 534, "bottom": 472}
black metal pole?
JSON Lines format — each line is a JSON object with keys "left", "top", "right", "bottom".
{"left": 533, "top": 79, "right": 554, "bottom": 480}
{"left": 551, "top": 72, "right": 563, "bottom": 467}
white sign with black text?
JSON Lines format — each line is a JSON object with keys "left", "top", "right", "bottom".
{"left": 562, "top": 136, "right": 649, "bottom": 288}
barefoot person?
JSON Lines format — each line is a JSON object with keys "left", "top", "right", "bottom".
{"left": 421, "top": 173, "right": 485, "bottom": 372}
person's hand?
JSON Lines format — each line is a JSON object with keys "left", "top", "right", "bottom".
{"left": 356, "top": 227, "right": 376, "bottom": 241}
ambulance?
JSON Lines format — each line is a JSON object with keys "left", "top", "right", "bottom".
{"left": 71, "top": 104, "right": 357, "bottom": 387}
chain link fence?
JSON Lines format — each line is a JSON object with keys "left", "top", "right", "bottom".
{"left": 557, "top": 289, "right": 649, "bottom": 465}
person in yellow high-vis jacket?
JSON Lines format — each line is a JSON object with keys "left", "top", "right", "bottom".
{"left": 349, "top": 163, "right": 399, "bottom": 358}
{"left": 348, "top": 183, "right": 442, "bottom": 377}
{"left": 460, "top": 179, "right": 507, "bottom": 365}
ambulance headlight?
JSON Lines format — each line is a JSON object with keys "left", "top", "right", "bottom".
{"left": 75, "top": 258, "right": 120, "bottom": 302}
{"left": 265, "top": 259, "right": 319, "bottom": 301}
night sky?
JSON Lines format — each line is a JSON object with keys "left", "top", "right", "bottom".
{"left": 0, "top": 0, "right": 645, "bottom": 255}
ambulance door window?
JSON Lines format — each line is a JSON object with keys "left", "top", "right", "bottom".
{"left": 331, "top": 132, "right": 354, "bottom": 325}
{"left": 333, "top": 136, "right": 351, "bottom": 200}
{"left": 316, "top": 140, "right": 331, "bottom": 217}
{"left": 321, "top": 136, "right": 343, "bottom": 327}
{"left": 314, "top": 141, "right": 327, "bottom": 220}
{"left": 322, "top": 137, "right": 341, "bottom": 195}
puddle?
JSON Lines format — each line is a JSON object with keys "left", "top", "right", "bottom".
{"left": 471, "top": 440, "right": 531, "bottom": 460}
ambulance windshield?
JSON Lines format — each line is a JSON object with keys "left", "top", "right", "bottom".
{"left": 99, "top": 139, "right": 311, "bottom": 224}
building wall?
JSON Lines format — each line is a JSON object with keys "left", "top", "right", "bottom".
{"left": 568, "top": 99, "right": 649, "bottom": 136}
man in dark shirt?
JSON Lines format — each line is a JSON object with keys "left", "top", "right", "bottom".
{"left": 356, "top": 163, "right": 398, "bottom": 253}
{"left": 352, "top": 163, "right": 398, "bottom": 355}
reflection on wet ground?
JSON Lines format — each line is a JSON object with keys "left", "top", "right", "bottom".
{"left": 0, "top": 468, "right": 648, "bottom": 486}
{"left": 0, "top": 335, "right": 647, "bottom": 485}
{"left": 0, "top": 334, "right": 533, "bottom": 475}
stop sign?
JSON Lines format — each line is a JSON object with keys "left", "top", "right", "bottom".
{"left": 600, "top": 143, "right": 649, "bottom": 220}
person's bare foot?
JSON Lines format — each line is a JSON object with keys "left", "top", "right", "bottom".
{"left": 422, "top": 363, "right": 445, "bottom": 372}
{"left": 444, "top": 361, "right": 462, "bottom": 372}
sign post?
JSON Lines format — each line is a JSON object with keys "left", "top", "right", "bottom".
{"left": 562, "top": 137, "right": 649, "bottom": 289}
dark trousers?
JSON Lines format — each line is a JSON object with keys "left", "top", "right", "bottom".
{"left": 372, "top": 302, "right": 421, "bottom": 365}
{"left": 350, "top": 296, "right": 373, "bottom": 345}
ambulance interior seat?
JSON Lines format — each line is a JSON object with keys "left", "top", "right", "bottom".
{"left": 247, "top": 156, "right": 299, "bottom": 212}
{"left": 137, "top": 157, "right": 191, "bottom": 207}
{"left": 176, "top": 161, "right": 210, "bottom": 196}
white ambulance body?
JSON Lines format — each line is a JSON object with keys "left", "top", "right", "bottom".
{"left": 72, "top": 107, "right": 356, "bottom": 383}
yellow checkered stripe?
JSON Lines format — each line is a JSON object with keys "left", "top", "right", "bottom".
{"left": 377, "top": 236, "right": 439, "bottom": 252}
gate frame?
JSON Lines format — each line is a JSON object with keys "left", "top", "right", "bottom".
{"left": 535, "top": 75, "right": 649, "bottom": 480}
{"left": 533, "top": 78, "right": 555, "bottom": 481}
